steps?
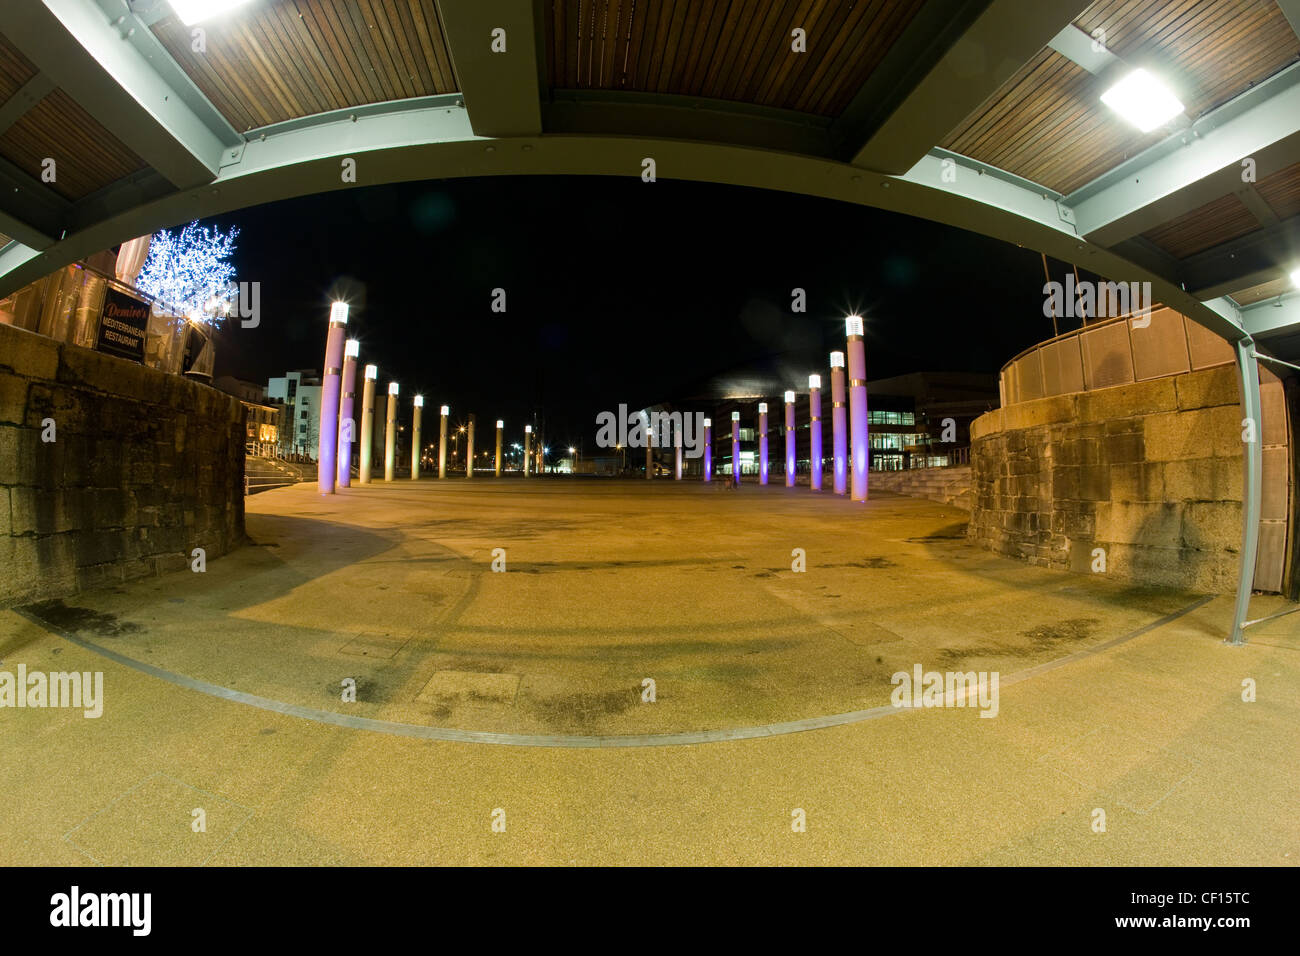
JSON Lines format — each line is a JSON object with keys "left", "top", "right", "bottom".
{"left": 245, "top": 456, "right": 309, "bottom": 494}
{"left": 871, "top": 465, "right": 971, "bottom": 510}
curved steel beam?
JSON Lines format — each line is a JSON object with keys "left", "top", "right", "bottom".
{"left": 0, "top": 95, "right": 1244, "bottom": 344}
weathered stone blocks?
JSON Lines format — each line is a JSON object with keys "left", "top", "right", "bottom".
{"left": 0, "top": 321, "right": 246, "bottom": 606}
{"left": 969, "top": 365, "right": 1253, "bottom": 594}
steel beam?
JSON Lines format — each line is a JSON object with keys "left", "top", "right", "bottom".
{"left": 0, "top": 95, "right": 1245, "bottom": 344}
{"left": 830, "top": 0, "right": 987, "bottom": 161}
{"left": 1240, "top": 292, "right": 1300, "bottom": 340}
{"left": 0, "top": 74, "right": 57, "bottom": 136}
{"left": 547, "top": 90, "right": 833, "bottom": 157}
{"left": 0, "top": 241, "right": 43, "bottom": 281}
{"left": 1069, "top": 63, "right": 1300, "bottom": 246}
{"left": 1229, "top": 336, "right": 1263, "bottom": 645}
{"left": 1046, "top": 22, "right": 1118, "bottom": 76}
{"left": 436, "top": 0, "right": 543, "bottom": 137}
{"left": 1182, "top": 216, "right": 1300, "bottom": 299}
{"left": 848, "top": 0, "right": 1086, "bottom": 174}
{"left": 3, "top": 0, "right": 240, "bottom": 190}
{"left": 0, "top": 156, "right": 71, "bottom": 249}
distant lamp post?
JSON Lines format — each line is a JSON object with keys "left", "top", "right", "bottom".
{"left": 495, "top": 420, "right": 504, "bottom": 477}
{"left": 359, "top": 363, "right": 378, "bottom": 484}
{"left": 438, "top": 405, "right": 449, "bottom": 478}
{"left": 337, "top": 339, "right": 359, "bottom": 488}
{"left": 846, "top": 315, "right": 869, "bottom": 502}
{"left": 758, "top": 402, "right": 769, "bottom": 485}
{"left": 703, "top": 418, "right": 712, "bottom": 482}
{"left": 524, "top": 425, "right": 532, "bottom": 477}
{"left": 411, "top": 395, "right": 423, "bottom": 480}
{"left": 643, "top": 412, "right": 653, "bottom": 480}
{"left": 384, "top": 381, "right": 399, "bottom": 482}
{"left": 317, "top": 301, "right": 348, "bottom": 494}
{"left": 809, "top": 374, "right": 823, "bottom": 492}
{"left": 830, "top": 351, "right": 847, "bottom": 495}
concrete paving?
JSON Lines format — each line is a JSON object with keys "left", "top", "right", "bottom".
{"left": 1, "top": 477, "right": 1296, "bottom": 864}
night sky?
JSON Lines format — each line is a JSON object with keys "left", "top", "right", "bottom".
{"left": 202, "top": 175, "right": 1078, "bottom": 448}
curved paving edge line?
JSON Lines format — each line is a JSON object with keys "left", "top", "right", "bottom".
{"left": 14, "top": 596, "right": 1215, "bottom": 749}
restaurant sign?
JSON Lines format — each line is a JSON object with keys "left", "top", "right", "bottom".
{"left": 95, "top": 287, "right": 150, "bottom": 363}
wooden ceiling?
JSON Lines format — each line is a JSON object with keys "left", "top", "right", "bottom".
{"left": 1140, "top": 161, "right": 1300, "bottom": 258}
{"left": 0, "top": 0, "right": 1296, "bottom": 303}
{"left": 544, "top": 0, "right": 927, "bottom": 115}
{"left": 1142, "top": 192, "right": 1262, "bottom": 259}
{"left": 150, "top": 0, "right": 460, "bottom": 131}
{"left": 0, "top": 32, "right": 38, "bottom": 104}
{"left": 0, "top": 86, "right": 148, "bottom": 202}
{"left": 1256, "top": 160, "right": 1300, "bottom": 221}
{"left": 943, "top": 0, "right": 1300, "bottom": 195}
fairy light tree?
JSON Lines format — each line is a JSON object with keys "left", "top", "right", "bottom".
{"left": 134, "top": 221, "right": 240, "bottom": 321}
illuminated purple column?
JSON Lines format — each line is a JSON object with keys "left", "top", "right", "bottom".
{"left": 703, "top": 418, "right": 712, "bottom": 481}
{"left": 438, "top": 405, "right": 449, "bottom": 478}
{"left": 674, "top": 423, "right": 683, "bottom": 480}
{"left": 359, "top": 364, "right": 377, "bottom": 483}
{"left": 758, "top": 403, "right": 769, "bottom": 485}
{"left": 495, "top": 420, "right": 503, "bottom": 476}
{"left": 730, "top": 411, "right": 741, "bottom": 483}
{"left": 524, "top": 425, "right": 532, "bottom": 477}
{"left": 784, "top": 390, "right": 796, "bottom": 487}
{"left": 809, "top": 374, "right": 823, "bottom": 492}
{"left": 846, "top": 315, "right": 869, "bottom": 502}
{"left": 384, "top": 382, "right": 398, "bottom": 482}
{"left": 465, "top": 415, "right": 475, "bottom": 478}
{"left": 830, "top": 351, "right": 847, "bottom": 495}
{"left": 316, "top": 301, "right": 348, "bottom": 494}
{"left": 336, "top": 339, "right": 359, "bottom": 488}
{"left": 411, "top": 395, "right": 423, "bottom": 479}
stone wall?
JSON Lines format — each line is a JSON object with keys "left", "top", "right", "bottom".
{"left": 0, "top": 322, "right": 245, "bottom": 606}
{"left": 968, "top": 365, "right": 1248, "bottom": 592}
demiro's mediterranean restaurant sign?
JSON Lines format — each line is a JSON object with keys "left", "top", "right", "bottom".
{"left": 95, "top": 287, "right": 150, "bottom": 363}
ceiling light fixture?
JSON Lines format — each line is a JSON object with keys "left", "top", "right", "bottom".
{"left": 1100, "top": 68, "right": 1184, "bottom": 133}
{"left": 167, "top": 0, "right": 254, "bottom": 27}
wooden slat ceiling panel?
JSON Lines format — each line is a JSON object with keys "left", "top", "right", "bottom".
{"left": 943, "top": 0, "right": 1300, "bottom": 195}
{"left": 1141, "top": 191, "right": 1260, "bottom": 258}
{"left": 1256, "top": 161, "right": 1300, "bottom": 220}
{"left": 0, "top": 32, "right": 40, "bottom": 104}
{"left": 151, "top": 0, "right": 458, "bottom": 132}
{"left": 1232, "top": 274, "right": 1295, "bottom": 304}
{"left": 0, "top": 89, "right": 147, "bottom": 201}
{"left": 546, "top": 0, "right": 926, "bottom": 116}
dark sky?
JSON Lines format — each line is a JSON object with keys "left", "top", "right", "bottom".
{"left": 202, "top": 175, "right": 1075, "bottom": 447}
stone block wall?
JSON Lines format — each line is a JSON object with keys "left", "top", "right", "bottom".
{"left": 0, "top": 322, "right": 245, "bottom": 605}
{"left": 968, "top": 366, "right": 1248, "bottom": 592}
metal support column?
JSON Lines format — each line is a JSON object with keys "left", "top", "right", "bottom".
{"left": 1229, "top": 336, "right": 1263, "bottom": 645}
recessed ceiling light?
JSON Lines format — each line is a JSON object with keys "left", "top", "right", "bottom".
{"left": 1291, "top": 267, "right": 1300, "bottom": 288}
{"left": 168, "top": 0, "right": 254, "bottom": 26}
{"left": 1100, "top": 68, "right": 1184, "bottom": 133}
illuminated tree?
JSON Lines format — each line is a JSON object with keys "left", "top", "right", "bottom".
{"left": 134, "top": 220, "right": 240, "bottom": 321}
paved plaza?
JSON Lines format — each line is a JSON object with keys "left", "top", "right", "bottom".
{"left": 1, "top": 478, "right": 1295, "bottom": 865}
